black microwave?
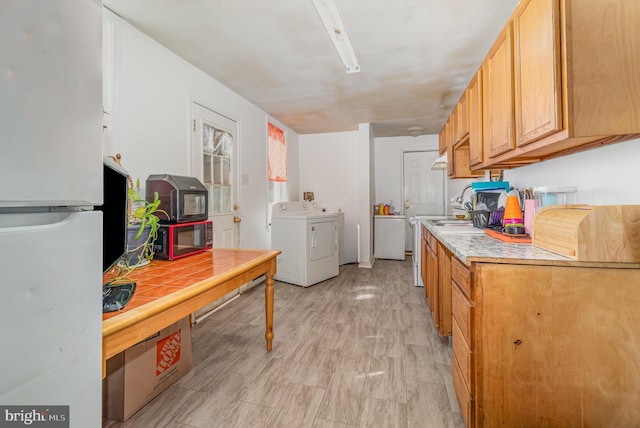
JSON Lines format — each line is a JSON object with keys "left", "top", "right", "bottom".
{"left": 154, "top": 220, "right": 213, "bottom": 260}
{"left": 146, "top": 174, "right": 208, "bottom": 224}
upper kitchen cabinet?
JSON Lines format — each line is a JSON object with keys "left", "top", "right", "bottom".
{"left": 481, "top": 0, "right": 640, "bottom": 168}
{"left": 482, "top": 22, "right": 516, "bottom": 160}
{"left": 513, "top": 0, "right": 562, "bottom": 146}
{"left": 456, "top": 89, "right": 469, "bottom": 142}
{"left": 439, "top": 74, "right": 484, "bottom": 179}
{"left": 468, "top": 70, "right": 483, "bottom": 166}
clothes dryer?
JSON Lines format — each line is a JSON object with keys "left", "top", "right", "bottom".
{"left": 270, "top": 201, "right": 339, "bottom": 287}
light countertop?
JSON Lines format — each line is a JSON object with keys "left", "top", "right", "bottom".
{"left": 421, "top": 219, "right": 579, "bottom": 267}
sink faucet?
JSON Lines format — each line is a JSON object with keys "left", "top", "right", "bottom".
{"left": 455, "top": 184, "right": 472, "bottom": 205}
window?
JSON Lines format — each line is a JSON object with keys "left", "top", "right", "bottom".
{"left": 202, "top": 122, "right": 233, "bottom": 214}
{"left": 267, "top": 120, "right": 287, "bottom": 225}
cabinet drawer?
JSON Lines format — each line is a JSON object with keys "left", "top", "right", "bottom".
{"left": 451, "top": 256, "right": 472, "bottom": 299}
{"left": 452, "top": 319, "right": 474, "bottom": 392}
{"left": 453, "top": 355, "right": 474, "bottom": 428}
{"left": 452, "top": 283, "right": 474, "bottom": 346}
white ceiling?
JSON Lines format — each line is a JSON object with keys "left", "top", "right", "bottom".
{"left": 104, "top": 0, "right": 518, "bottom": 138}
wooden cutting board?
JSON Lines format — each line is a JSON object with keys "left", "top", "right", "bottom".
{"left": 532, "top": 205, "right": 640, "bottom": 262}
{"left": 485, "top": 229, "right": 532, "bottom": 243}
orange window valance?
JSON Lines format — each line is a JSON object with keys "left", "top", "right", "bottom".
{"left": 267, "top": 122, "right": 287, "bottom": 182}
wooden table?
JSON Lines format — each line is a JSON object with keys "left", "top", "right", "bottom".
{"left": 102, "top": 248, "right": 280, "bottom": 378}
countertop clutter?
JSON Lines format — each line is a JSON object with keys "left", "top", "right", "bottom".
{"left": 421, "top": 218, "right": 571, "bottom": 265}
{"left": 424, "top": 203, "right": 640, "bottom": 266}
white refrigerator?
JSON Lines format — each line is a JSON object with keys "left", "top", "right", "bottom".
{"left": 0, "top": 1, "right": 104, "bottom": 426}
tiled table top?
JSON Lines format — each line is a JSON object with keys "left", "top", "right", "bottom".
{"left": 102, "top": 248, "right": 277, "bottom": 320}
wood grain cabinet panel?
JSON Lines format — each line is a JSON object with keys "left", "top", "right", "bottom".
{"left": 436, "top": 242, "right": 452, "bottom": 336}
{"left": 453, "top": 354, "right": 474, "bottom": 428}
{"left": 452, "top": 282, "right": 474, "bottom": 347}
{"left": 473, "top": 263, "right": 640, "bottom": 427}
{"left": 479, "top": 0, "right": 640, "bottom": 168}
{"left": 452, "top": 318, "right": 474, "bottom": 391}
{"left": 482, "top": 22, "right": 516, "bottom": 159}
{"left": 514, "top": 0, "right": 562, "bottom": 146}
{"left": 456, "top": 90, "right": 469, "bottom": 141}
{"left": 451, "top": 256, "right": 472, "bottom": 299}
{"left": 468, "top": 69, "right": 484, "bottom": 166}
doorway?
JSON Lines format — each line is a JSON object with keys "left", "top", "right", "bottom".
{"left": 403, "top": 151, "right": 445, "bottom": 250}
{"left": 191, "top": 103, "right": 240, "bottom": 249}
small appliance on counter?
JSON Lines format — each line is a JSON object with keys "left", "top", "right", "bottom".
{"left": 146, "top": 174, "right": 209, "bottom": 224}
{"left": 146, "top": 174, "right": 213, "bottom": 260}
{"left": 154, "top": 220, "right": 213, "bottom": 260}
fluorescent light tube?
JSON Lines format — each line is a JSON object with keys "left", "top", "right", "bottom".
{"left": 311, "top": 0, "right": 361, "bottom": 73}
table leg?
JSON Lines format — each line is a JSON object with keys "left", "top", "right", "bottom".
{"left": 265, "top": 271, "right": 274, "bottom": 351}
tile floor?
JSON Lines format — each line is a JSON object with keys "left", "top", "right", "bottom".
{"left": 103, "top": 259, "right": 464, "bottom": 427}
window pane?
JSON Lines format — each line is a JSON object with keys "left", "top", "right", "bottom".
{"left": 222, "top": 158, "right": 230, "bottom": 185}
{"left": 206, "top": 183, "right": 214, "bottom": 213}
{"left": 203, "top": 154, "right": 212, "bottom": 184}
{"left": 213, "top": 156, "right": 222, "bottom": 185}
{"left": 223, "top": 186, "right": 230, "bottom": 212}
{"left": 203, "top": 123, "right": 214, "bottom": 153}
{"left": 213, "top": 186, "right": 222, "bottom": 213}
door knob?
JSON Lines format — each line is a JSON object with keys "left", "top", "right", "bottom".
{"left": 233, "top": 216, "right": 241, "bottom": 223}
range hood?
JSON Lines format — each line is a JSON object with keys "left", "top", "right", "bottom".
{"left": 430, "top": 153, "right": 448, "bottom": 170}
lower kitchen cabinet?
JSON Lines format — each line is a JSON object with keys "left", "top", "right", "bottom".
{"left": 453, "top": 260, "right": 640, "bottom": 427}
{"left": 451, "top": 257, "right": 475, "bottom": 427}
{"left": 422, "top": 225, "right": 450, "bottom": 336}
{"left": 436, "top": 242, "right": 453, "bottom": 337}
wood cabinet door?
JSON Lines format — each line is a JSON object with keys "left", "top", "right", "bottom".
{"left": 514, "top": 0, "right": 562, "bottom": 146}
{"left": 436, "top": 242, "right": 452, "bottom": 337}
{"left": 421, "top": 232, "right": 428, "bottom": 299}
{"left": 476, "top": 263, "right": 640, "bottom": 427}
{"left": 456, "top": 90, "right": 469, "bottom": 141}
{"left": 427, "top": 242, "right": 438, "bottom": 316}
{"left": 483, "top": 22, "right": 516, "bottom": 159}
{"left": 468, "top": 69, "right": 483, "bottom": 166}
{"left": 446, "top": 120, "right": 455, "bottom": 178}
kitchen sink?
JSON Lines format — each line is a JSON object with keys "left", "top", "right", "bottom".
{"left": 433, "top": 224, "right": 485, "bottom": 234}
{"left": 429, "top": 219, "right": 484, "bottom": 234}
{"left": 431, "top": 219, "right": 473, "bottom": 226}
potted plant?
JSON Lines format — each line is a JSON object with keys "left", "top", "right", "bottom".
{"left": 121, "top": 177, "right": 167, "bottom": 267}
{"left": 103, "top": 177, "right": 168, "bottom": 313}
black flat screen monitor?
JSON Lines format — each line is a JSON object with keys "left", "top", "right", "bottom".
{"left": 98, "top": 157, "right": 129, "bottom": 273}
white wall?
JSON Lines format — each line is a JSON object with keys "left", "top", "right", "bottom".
{"left": 104, "top": 9, "right": 299, "bottom": 250}
{"left": 299, "top": 131, "right": 359, "bottom": 264}
{"left": 504, "top": 137, "right": 640, "bottom": 205}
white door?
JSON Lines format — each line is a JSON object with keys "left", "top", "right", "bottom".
{"left": 403, "top": 151, "right": 445, "bottom": 249}
{"left": 192, "top": 103, "right": 240, "bottom": 248}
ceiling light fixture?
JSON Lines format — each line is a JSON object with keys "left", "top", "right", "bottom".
{"left": 407, "top": 127, "right": 424, "bottom": 137}
{"left": 311, "top": 0, "right": 360, "bottom": 73}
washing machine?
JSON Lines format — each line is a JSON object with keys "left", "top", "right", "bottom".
{"left": 270, "top": 201, "right": 339, "bottom": 287}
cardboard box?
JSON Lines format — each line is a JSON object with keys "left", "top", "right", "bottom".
{"left": 103, "top": 317, "right": 192, "bottom": 421}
